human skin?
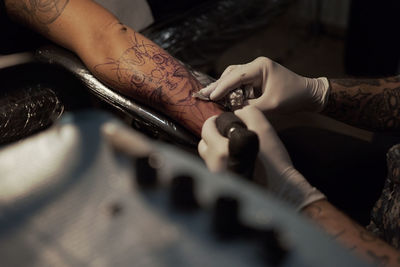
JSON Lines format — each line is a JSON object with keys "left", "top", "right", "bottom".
{"left": 8, "top": 1, "right": 400, "bottom": 265}
{"left": 4, "top": 0, "right": 223, "bottom": 136}
{"left": 198, "top": 62, "right": 400, "bottom": 265}
{"left": 323, "top": 75, "right": 400, "bottom": 131}
{"left": 302, "top": 76, "right": 400, "bottom": 266}
{"left": 303, "top": 200, "right": 400, "bottom": 266}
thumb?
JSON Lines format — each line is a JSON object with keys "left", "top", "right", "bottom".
{"left": 245, "top": 97, "right": 270, "bottom": 110}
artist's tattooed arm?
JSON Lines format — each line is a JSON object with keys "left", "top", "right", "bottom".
{"left": 322, "top": 76, "right": 400, "bottom": 131}
{"left": 303, "top": 200, "right": 400, "bottom": 266}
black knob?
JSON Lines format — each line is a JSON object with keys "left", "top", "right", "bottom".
{"left": 260, "top": 228, "right": 288, "bottom": 266}
{"left": 169, "top": 174, "right": 198, "bottom": 211}
{"left": 215, "top": 112, "right": 259, "bottom": 180}
{"left": 212, "top": 195, "right": 243, "bottom": 239}
{"left": 215, "top": 112, "right": 246, "bottom": 138}
{"left": 228, "top": 128, "right": 259, "bottom": 179}
{"left": 135, "top": 157, "right": 158, "bottom": 188}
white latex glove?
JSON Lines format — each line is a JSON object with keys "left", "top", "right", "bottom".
{"left": 198, "top": 106, "right": 325, "bottom": 210}
{"left": 198, "top": 115, "right": 230, "bottom": 173}
{"left": 198, "top": 57, "right": 330, "bottom": 114}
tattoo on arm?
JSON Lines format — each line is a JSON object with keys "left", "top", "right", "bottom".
{"left": 5, "top": 0, "right": 69, "bottom": 33}
{"left": 322, "top": 75, "right": 400, "bottom": 131}
{"left": 94, "top": 31, "right": 221, "bottom": 134}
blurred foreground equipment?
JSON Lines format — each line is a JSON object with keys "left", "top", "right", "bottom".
{"left": 0, "top": 111, "right": 368, "bottom": 267}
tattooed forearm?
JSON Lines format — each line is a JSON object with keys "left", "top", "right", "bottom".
{"left": 322, "top": 75, "right": 400, "bottom": 131}
{"left": 302, "top": 200, "right": 400, "bottom": 266}
{"left": 94, "top": 30, "right": 222, "bottom": 135}
{"left": 5, "top": 1, "right": 222, "bottom": 134}
{"left": 5, "top": 0, "right": 69, "bottom": 33}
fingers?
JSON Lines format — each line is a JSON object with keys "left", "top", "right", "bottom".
{"left": 234, "top": 106, "right": 270, "bottom": 131}
{"left": 202, "top": 65, "right": 239, "bottom": 98}
{"left": 197, "top": 139, "right": 208, "bottom": 159}
{"left": 201, "top": 116, "right": 224, "bottom": 145}
{"left": 234, "top": 106, "right": 292, "bottom": 167}
{"left": 198, "top": 116, "right": 229, "bottom": 172}
{"left": 196, "top": 65, "right": 239, "bottom": 99}
{"left": 246, "top": 98, "right": 274, "bottom": 113}
{"left": 198, "top": 82, "right": 218, "bottom": 99}
{"left": 210, "top": 64, "right": 259, "bottom": 101}
{"left": 220, "top": 64, "right": 239, "bottom": 79}
{"left": 197, "top": 59, "right": 263, "bottom": 101}
{"left": 244, "top": 97, "right": 263, "bottom": 109}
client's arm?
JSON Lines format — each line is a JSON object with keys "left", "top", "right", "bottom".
{"left": 4, "top": 0, "right": 223, "bottom": 135}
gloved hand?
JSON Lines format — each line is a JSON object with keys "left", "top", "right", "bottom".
{"left": 198, "top": 106, "right": 325, "bottom": 210}
{"left": 198, "top": 57, "right": 330, "bottom": 114}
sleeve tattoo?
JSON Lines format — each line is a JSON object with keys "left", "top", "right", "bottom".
{"left": 322, "top": 75, "right": 400, "bottom": 131}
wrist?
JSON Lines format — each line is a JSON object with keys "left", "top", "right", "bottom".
{"left": 315, "top": 77, "right": 330, "bottom": 112}
{"left": 306, "top": 77, "right": 330, "bottom": 113}
{"left": 274, "top": 167, "right": 326, "bottom": 210}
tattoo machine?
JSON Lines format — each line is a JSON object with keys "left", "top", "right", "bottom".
{"left": 193, "top": 85, "right": 255, "bottom": 111}
{"left": 215, "top": 112, "right": 259, "bottom": 180}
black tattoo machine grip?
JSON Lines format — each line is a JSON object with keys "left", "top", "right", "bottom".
{"left": 215, "top": 112, "right": 259, "bottom": 180}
